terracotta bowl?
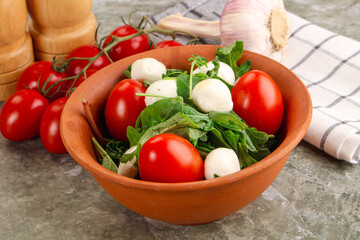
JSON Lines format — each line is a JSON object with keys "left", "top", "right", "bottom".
{"left": 60, "top": 45, "right": 312, "bottom": 225}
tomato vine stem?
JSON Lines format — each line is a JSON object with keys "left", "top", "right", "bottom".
{"left": 46, "top": 18, "right": 199, "bottom": 96}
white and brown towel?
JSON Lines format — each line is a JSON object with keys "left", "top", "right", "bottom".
{"left": 152, "top": 0, "right": 360, "bottom": 164}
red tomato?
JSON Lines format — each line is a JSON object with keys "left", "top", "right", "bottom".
{"left": 103, "top": 25, "right": 149, "bottom": 62}
{"left": 150, "top": 40, "right": 183, "bottom": 49}
{"left": 66, "top": 70, "right": 97, "bottom": 93}
{"left": 16, "top": 61, "right": 68, "bottom": 101}
{"left": 0, "top": 90, "right": 49, "bottom": 141}
{"left": 105, "top": 79, "right": 147, "bottom": 141}
{"left": 139, "top": 133, "right": 204, "bottom": 183}
{"left": 231, "top": 70, "right": 284, "bottom": 134}
{"left": 40, "top": 97, "right": 68, "bottom": 154}
{"left": 67, "top": 45, "right": 111, "bottom": 77}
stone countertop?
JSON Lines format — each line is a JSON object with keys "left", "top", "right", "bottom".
{"left": 0, "top": 0, "right": 359, "bottom": 239}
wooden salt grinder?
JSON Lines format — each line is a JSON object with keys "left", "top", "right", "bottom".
{"left": 27, "top": 0, "right": 98, "bottom": 61}
{"left": 0, "top": 0, "right": 35, "bottom": 101}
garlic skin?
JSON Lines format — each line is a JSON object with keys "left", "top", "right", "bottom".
{"left": 144, "top": 79, "right": 177, "bottom": 106}
{"left": 193, "top": 61, "right": 236, "bottom": 85}
{"left": 118, "top": 146, "right": 138, "bottom": 178}
{"left": 220, "top": 0, "right": 290, "bottom": 61}
{"left": 192, "top": 78, "right": 233, "bottom": 113}
{"left": 131, "top": 58, "right": 166, "bottom": 84}
{"left": 204, "top": 148, "right": 240, "bottom": 180}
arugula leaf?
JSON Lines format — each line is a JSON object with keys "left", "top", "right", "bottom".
{"left": 104, "top": 139, "right": 129, "bottom": 165}
{"left": 215, "top": 41, "right": 251, "bottom": 79}
{"left": 188, "top": 55, "right": 208, "bottom": 99}
{"left": 209, "top": 128, "right": 231, "bottom": 149}
{"left": 188, "top": 54, "right": 208, "bottom": 69}
{"left": 163, "top": 69, "right": 187, "bottom": 79}
{"left": 91, "top": 137, "right": 118, "bottom": 173}
{"left": 238, "top": 143, "right": 258, "bottom": 169}
{"left": 207, "top": 56, "right": 220, "bottom": 78}
{"left": 237, "top": 60, "right": 252, "bottom": 78}
{"left": 123, "top": 64, "right": 132, "bottom": 79}
{"left": 221, "top": 129, "right": 240, "bottom": 154}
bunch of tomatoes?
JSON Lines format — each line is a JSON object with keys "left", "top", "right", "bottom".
{"left": 0, "top": 25, "right": 183, "bottom": 154}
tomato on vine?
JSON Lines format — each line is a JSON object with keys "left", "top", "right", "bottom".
{"left": 66, "top": 70, "right": 97, "bottom": 93}
{"left": 0, "top": 90, "right": 49, "bottom": 141}
{"left": 150, "top": 40, "right": 183, "bottom": 49}
{"left": 40, "top": 97, "right": 68, "bottom": 154}
{"left": 15, "top": 61, "right": 68, "bottom": 101}
{"left": 103, "top": 25, "right": 149, "bottom": 62}
{"left": 67, "top": 45, "right": 111, "bottom": 77}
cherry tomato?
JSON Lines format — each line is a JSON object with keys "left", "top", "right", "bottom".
{"left": 103, "top": 25, "right": 149, "bottom": 62}
{"left": 16, "top": 61, "right": 68, "bottom": 101}
{"left": 0, "top": 90, "right": 49, "bottom": 141}
{"left": 150, "top": 40, "right": 183, "bottom": 49}
{"left": 231, "top": 70, "right": 284, "bottom": 134}
{"left": 67, "top": 45, "right": 111, "bottom": 77}
{"left": 66, "top": 70, "right": 97, "bottom": 94}
{"left": 139, "top": 133, "right": 204, "bottom": 183}
{"left": 105, "top": 79, "right": 147, "bottom": 141}
{"left": 40, "top": 97, "right": 68, "bottom": 154}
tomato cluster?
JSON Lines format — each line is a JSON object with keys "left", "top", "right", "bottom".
{"left": 0, "top": 24, "right": 183, "bottom": 155}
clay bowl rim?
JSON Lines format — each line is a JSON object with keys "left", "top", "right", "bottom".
{"left": 61, "top": 45, "right": 312, "bottom": 193}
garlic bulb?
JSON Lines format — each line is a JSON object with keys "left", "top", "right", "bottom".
{"left": 221, "top": 0, "right": 290, "bottom": 60}
{"left": 157, "top": 0, "right": 290, "bottom": 61}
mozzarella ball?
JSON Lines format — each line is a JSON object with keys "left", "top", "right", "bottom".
{"left": 144, "top": 79, "right": 177, "bottom": 106}
{"left": 193, "top": 61, "right": 236, "bottom": 85}
{"left": 192, "top": 78, "right": 233, "bottom": 113}
{"left": 118, "top": 146, "right": 138, "bottom": 178}
{"left": 131, "top": 58, "right": 166, "bottom": 84}
{"left": 204, "top": 148, "right": 240, "bottom": 180}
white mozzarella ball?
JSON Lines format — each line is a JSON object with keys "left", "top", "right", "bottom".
{"left": 204, "top": 148, "right": 240, "bottom": 180}
{"left": 193, "top": 61, "right": 235, "bottom": 85}
{"left": 118, "top": 146, "right": 138, "bottom": 178}
{"left": 131, "top": 58, "right": 166, "bottom": 84}
{"left": 192, "top": 78, "right": 233, "bottom": 113}
{"left": 144, "top": 79, "right": 177, "bottom": 106}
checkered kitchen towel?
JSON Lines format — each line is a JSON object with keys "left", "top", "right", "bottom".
{"left": 152, "top": 0, "right": 360, "bottom": 164}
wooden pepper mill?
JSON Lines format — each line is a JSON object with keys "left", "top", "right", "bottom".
{"left": 0, "top": 0, "right": 35, "bottom": 101}
{"left": 27, "top": 0, "right": 98, "bottom": 61}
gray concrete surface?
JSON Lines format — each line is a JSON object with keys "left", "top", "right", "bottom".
{"left": 0, "top": 0, "right": 359, "bottom": 239}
